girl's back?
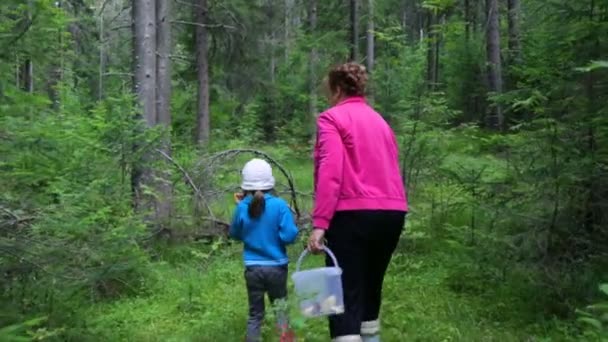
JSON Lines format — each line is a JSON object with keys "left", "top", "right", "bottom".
{"left": 231, "top": 193, "right": 298, "bottom": 266}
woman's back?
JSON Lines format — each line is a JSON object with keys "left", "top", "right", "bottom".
{"left": 313, "top": 96, "right": 408, "bottom": 228}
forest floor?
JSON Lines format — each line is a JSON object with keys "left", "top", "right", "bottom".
{"left": 81, "top": 157, "right": 581, "bottom": 341}
{"left": 82, "top": 240, "right": 579, "bottom": 341}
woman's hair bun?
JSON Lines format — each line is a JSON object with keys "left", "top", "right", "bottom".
{"left": 328, "top": 62, "right": 368, "bottom": 97}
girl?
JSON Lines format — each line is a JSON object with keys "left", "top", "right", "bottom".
{"left": 230, "top": 158, "right": 299, "bottom": 342}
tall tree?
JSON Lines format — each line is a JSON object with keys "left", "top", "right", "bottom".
{"left": 350, "top": 0, "right": 359, "bottom": 61}
{"left": 19, "top": 1, "right": 34, "bottom": 94}
{"left": 402, "top": 0, "right": 422, "bottom": 43}
{"left": 507, "top": 0, "right": 521, "bottom": 63}
{"left": 19, "top": 59, "right": 34, "bottom": 93}
{"left": 464, "top": 0, "right": 471, "bottom": 42}
{"left": 132, "top": 0, "right": 166, "bottom": 222}
{"left": 485, "top": 0, "right": 503, "bottom": 129}
{"left": 308, "top": 0, "right": 318, "bottom": 122}
{"left": 366, "top": 0, "right": 374, "bottom": 73}
{"left": 194, "top": 0, "right": 210, "bottom": 145}
{"left": 156, "top": 0, "right": 171, "bottom": 131}
{"left": 132, "top": 0, "right": 156, "bottom": 128}
{"left": 156, "top": 0, "right": 172, "bottom": 219}
{"left": 284, "top": 0, "right": 293, "bottom": 62}
{"left": 425, "top": 9, "right": 438, "bottom": 90}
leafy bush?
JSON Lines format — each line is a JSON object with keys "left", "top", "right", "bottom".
{"left": 578, "top": 284, "right": 608, "bottom": 341}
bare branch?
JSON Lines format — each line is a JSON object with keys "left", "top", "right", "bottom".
{"left": 110, "top": 24, "right": 132, "bottom": 31}
{"left": 102, "top": 72, "right": 134, "bottom": 77}
{"left": 173, "top": 0, "right": 203, "bottom": 10}
{"left": 155, "top": 149, "right": 215, "bottom": 219}
{"left": 171, "top": 20, "right": 236, "bottom": 30}
{"left": 204, "top": 149, "right": 302, "bottom": 219}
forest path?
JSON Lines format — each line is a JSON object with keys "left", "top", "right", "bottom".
{"left": 84, "top": 240, "right": 573, "bottom": 341}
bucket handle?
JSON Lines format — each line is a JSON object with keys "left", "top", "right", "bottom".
{"left": 295, "top": 246, "right": 339, "bottom": 272}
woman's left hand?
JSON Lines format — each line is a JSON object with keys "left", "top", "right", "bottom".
{"left": 307, "top": 228, "right": 326, "bottom": 253}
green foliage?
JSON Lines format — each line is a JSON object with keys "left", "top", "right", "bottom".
{"left": 0, "top": 91, "right": 153, "bottom": 333}
{"left": 578, "top": 284, "right": 608, "bottom": 341}
{"left": 1, "top": 0, "right": 607, "bottom": 339}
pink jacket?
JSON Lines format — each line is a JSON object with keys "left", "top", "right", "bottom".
{"left": 313, "top": 97, "right": 408, "bottom": 229}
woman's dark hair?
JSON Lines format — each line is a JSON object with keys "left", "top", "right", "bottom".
{"left": 248, "top": 190, "right": 266, "bottom": 219}
{"left": 327, "top": 62, "right": 368, "bottom": 97}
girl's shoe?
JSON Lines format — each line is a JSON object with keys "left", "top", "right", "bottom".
{"left": 279, "top": 329, "right": 295, "bottom": 342}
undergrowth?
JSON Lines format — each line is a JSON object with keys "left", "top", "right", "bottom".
{"left": 76, "top": 232, "right": 580, "bottom": 341}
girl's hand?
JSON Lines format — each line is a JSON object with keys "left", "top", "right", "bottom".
{"left": 307, "top": 228, "right": 326, "bottom": 253}
{"left": 234, "top": 192, "right": 244, "bottom": 204}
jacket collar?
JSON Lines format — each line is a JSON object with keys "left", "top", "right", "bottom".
{"left": 335, "top": 96, "right": 366, "bottom": 106}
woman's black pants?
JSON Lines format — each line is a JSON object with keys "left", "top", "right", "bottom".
{"left": 325, "top": 210, "right": 405, "bottom": 339}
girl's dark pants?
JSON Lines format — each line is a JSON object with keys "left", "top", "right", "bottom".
{"left": 325, "top": 210, "right": 406, "bottom": 339}
{"left": 244, "top": 265, "right": 288, "bottom": 342}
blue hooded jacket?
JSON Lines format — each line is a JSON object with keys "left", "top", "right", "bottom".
{"left": 229, "top": 193, "right": 299, "bottom": 266}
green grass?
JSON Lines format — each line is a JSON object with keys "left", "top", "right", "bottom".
{"left": 79, "top": 235, "right": 579, "bottom": 341}
{"left": 78, "top": 152, "right": 582, "bottom": 341}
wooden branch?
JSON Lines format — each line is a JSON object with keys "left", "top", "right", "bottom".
{"left": 199, "top": 216, "right": 230, "bottom": 228}
{"left": 173, "top": 0, "right": 203, "bottom": 9}
{"left": 102, "top": 72, "right": 134, "bottom": 77}
{"left": 0, "top": 12, "right": 39, "bottom": 56}
{"left": 110, "top": 24, "right": 132, "bottom": 31}
{"left": 171, "top": 20, "right": 236, "bottom": 30}
{"left": 98, "top": 0, "right": 111, "bottom": 15}
{"left": 205, "top": 149, "right": 302, "bottom": 219}
{"left": 156, "top": 149, "right": 215, "bottom": 219}
{"left": 169, "top": 54, "right": 194, "bottom": 63}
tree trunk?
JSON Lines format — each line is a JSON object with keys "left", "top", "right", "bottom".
{"left": 98, "top": 8, "right": 104, "bottom": 100}
{"left": 366, "top": 0, "right": 374, "bottom": 73}
{"left": 20, "top": 1, "right": 34, "bottom": 94}
{"left": 269, "top": 32, "right": 276, "bottom": 83}
{"left": 132, "top": 0, "right": 157, "bottom": 215}
{"left": 19, "top": 60, "right": 34, "bottom": 93}
{"left": 308, "top": 0, "right": 318, "bottom": 124}
{"left": 507, "top": 0, "right": 521, "bottom": 63}
{"left": 426, "top": 10, "right": 438, "bottom": 90}
{"left": 133, "top": 0, "right": 157, "bottom": 128}
{"left": 194, "top": 0, "right": 210, "bottom": 145}
{"left": 284, "top": 0, "right": 293, "bottom": 62}
{"left": 464, "top": 0, "right": 471, "bottom": 42}
{"left": 350, "top": 0, "right": 359, "bottom": 61}
{"left": 485, "top": 0, "right": 504, "bottom": 130}
{"left": 47, "top": 65, "right": 62, "bottom": 110}
{"left": 402, "top": 0, "right": 421, "bottom": 43}
{"left": 48, "top": 15, "right": 65, "bottom": 110}
{"left": 434, "top": 14, "right": 443, "bottom": 87}
{"left": 156, "top": 0, "right": 172, "bottom": 220}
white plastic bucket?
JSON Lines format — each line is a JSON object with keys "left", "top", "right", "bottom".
{"left": 291, "top": 247, "right": 345, "bottom": 318}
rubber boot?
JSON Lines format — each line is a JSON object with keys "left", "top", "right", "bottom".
{"left": 332, "top": 335, "right": 363, "bottom": 342}
{"left": 361, "top": 320, "right": 380, "bottom": 342}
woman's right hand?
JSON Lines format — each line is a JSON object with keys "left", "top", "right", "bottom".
{"left": 307, "top": 228, "right": 326, "bottom": 253}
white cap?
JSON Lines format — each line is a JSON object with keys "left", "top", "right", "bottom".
{"left": 241, "top": 158, "right": 275, "bottom": 191}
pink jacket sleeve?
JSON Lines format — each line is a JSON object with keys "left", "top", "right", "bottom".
{"left": 312, "top": 113, "right": 344, "bottom": 229}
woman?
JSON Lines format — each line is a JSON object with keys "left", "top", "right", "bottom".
{"left": 308, "top": 62, "right": 408, "bottom": 342}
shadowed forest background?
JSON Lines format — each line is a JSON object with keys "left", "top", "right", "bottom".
{"left": 1, "top": 0, "right": 607, "bottom": 340}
